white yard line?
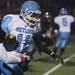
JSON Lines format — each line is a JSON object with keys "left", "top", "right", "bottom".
{"left": 43, "top": 54, "right": 75, "bottom": 75}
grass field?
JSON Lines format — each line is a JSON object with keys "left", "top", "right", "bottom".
{"left": 25, "top": 35, "right": 75, "bottom": 75}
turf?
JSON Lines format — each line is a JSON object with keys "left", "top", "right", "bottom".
{"left": 25, "top": 35, "right": 75, "bottom": 75}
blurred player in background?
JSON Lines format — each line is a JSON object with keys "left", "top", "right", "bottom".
{"left": 52, "top": 8, "right": 74, "bottom": 56}
{"left": 33, "top": 11, "right": 54, "bottom": 54}
{"left": 41, "top": 11, "right": 53, "bottom": 45}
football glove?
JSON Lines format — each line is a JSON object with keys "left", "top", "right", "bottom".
{"left": 20, "top": 55, "right": 30, "bottom": 63}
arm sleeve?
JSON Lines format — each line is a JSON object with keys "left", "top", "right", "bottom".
{"left": 6, "top": 51, "right": 21, "bottom": 63}
{"left": 1, "top": 16, "right": 12, "bottom": 33}
{"left": 71, "top": 16, "right": 75, "bottom": 22}
{"left": 0, "top": 44, "right": 21, "bottom": 64}
{"left": 54, "top": 17, "right": 58, "bottom": 25}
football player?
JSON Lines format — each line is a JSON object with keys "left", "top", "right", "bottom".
{"left": 1, "top": 0, "right": 42, "bottom": 73}
{"left": 53, "top": 8, "right": 74, "bottom": 56}
{"left": 1, "top": 0, "right": 41, "bottom": 56}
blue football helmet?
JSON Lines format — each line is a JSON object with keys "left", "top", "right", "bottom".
{"left": 59, "top": 8, "right": 68, "bottom": 15}
{"left": 20, "top": 0, "right": 41, "bottom": 26}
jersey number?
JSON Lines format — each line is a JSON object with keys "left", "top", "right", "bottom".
{"left": 62, "top": 18, "right": 68, "bottom": 27}
{"left": 17, "top": 34, "right": 31, "bottom": 44}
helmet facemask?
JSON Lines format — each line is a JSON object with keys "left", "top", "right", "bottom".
{"left": 20, "top": 1, "right": 41, "bottom": 27}
{"left": 23, "top": 11, "right": 41, "bottom": 27}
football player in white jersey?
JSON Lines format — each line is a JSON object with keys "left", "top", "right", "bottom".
{"left": 1, "top": 1, "right": 41, "bottom": 54}
{"left": 1, "top": 0, "right": 59, "bottom": 60}
{"left": 53, "top": 8, "right": 74, "bottom": 56}
{"left": 1, "top": 0, "right": 42, "bottom": 74}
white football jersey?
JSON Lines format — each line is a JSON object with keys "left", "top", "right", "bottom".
{"left": 1, "top": 14, "right": 41, "bottom": 52}
{"left": 54, "top": 15, "right": 74, "bottom": 32}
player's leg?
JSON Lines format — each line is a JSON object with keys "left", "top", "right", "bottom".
{"left": 53, "top": 32, "right": 62, "bottom": 54}
{"left": 58, "top": 32, "right": 71, "bottom": 56}
{"left": 8, "top": 64, "right": 24, "bottom": 75}
{"left": 0, "top": 60, "right": 13, "bottom": 75}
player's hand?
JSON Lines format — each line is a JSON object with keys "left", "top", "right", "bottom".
{"left": 20, "top": 55, "right": 30, "bottom": 63}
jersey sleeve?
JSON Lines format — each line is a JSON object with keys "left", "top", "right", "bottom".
{"left": 71, "top": 16, "right": 75, "bottom": 22}
{"left": 1, "top": 16, "right": 12, "bottom": 33}
{"left": 54, "top": 17, "right": 59, "bottom": 24}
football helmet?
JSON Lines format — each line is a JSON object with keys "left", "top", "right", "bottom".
{"left": 20, "top": 1, "right": 41, "bottom": 26}
{"left": 59, "top": 8, "right": 68, "bottom": 15}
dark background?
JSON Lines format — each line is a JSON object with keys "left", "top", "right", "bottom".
{"left": 0, "top": 0, "right": 75, "bottom": 17}
{"left": 0, "top": 0, "right": 75, "bottom": 42}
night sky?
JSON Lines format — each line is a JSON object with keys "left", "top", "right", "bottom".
{"left": 0, "top": 0, "right": 75, "bottom": 41}
{"left": 0, "top": 0, "right": 75, "bottom": 16}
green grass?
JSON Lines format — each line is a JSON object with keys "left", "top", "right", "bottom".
{"left": 25, "top": 35, "right": 75, "bottom": 75}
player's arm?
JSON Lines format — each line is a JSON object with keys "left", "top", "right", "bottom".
{"left": 5, "top": 34, "right": 30, "bottom": 63}
{"left": 6, "top": 51, "right": 30, "bottom": 64}
{"left": 71, "top": 16, "right": 75, "bottom": 22}
{"left": 0, "top": 60, "right": 16, "bottom": 74}
{"left": 54, "top": 17, "right": 59, "bottom": 25}
{"left": 1, "top": 15, "right": 12, "bottom": 33}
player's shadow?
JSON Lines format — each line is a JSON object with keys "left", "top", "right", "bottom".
{"left": 64, "top": 61, "right": 75, "bottom": 66}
